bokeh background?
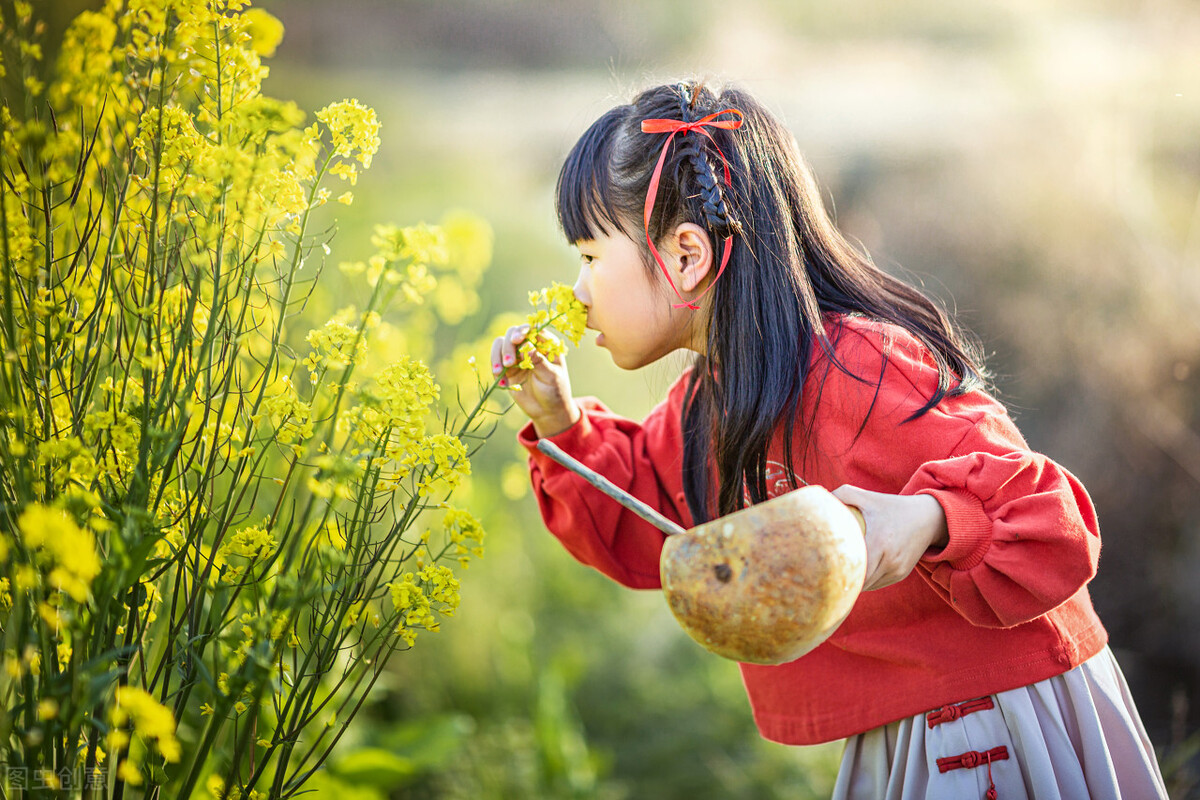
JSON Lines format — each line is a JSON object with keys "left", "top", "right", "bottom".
{"left": 51, "top": 0, "right": 1200, "bottom": 796}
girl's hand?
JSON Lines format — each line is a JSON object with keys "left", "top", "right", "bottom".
{"left": 491, "top": 325, "right": 581, "bottom": 438}
{"left": 832, "top": 485, "right": 949, "bottom": 591}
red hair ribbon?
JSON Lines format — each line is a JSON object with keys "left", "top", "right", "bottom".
{"left": 640, "top": 108, "right": 744, "bottom": 310}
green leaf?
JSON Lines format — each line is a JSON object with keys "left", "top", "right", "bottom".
{"left": 377, "top": 712, "right": 474, "bottom": 769}
{"left": 327, "top": 747, "right": 418, "bottom": 789}
{"left": 292, "top": 770, "right": 386, "bottom": 800}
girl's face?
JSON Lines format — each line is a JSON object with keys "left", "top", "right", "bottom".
{"left": 572, "top": 230, "right": 703, "bottom": 369}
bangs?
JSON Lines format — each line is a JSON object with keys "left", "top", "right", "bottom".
{"left": 555, "top": 106, "right": 628, "bottom": 244}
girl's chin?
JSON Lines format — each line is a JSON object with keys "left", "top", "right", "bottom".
{"left": 596, "top": 333, "right": 641, "bottom": 370}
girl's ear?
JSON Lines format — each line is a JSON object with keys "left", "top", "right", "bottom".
{"left": 670, "top": 223, "right": 714, "bottom": 295}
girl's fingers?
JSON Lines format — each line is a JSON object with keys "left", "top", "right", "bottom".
{"left": 490, "top": 336, "right": 516, "bottom": 387}
{"left": 501, "top": 326, "right": 520, "bottom": 369}
{"left": 500, "top": 345, "right": 553, "bottom": 389}
{"left": 490, "top": 336, "right": 504, "bottom": 378}
{"left": 525, "top": 345, "right": 564, "bottom": 380}
{"left": 831, "top": 485, "right": 870, "bottom": 522}
{"left": 490, "top": 324, "right": 572, "bottom": 398}
{"left": 832, "top": 484, "right": 943, "bottom": 591}
{"left": 491, "top": 326, "right": 535, "bottom": 387}
{"left": 487, "top": 325, "right": 576, "bottom": 429}
{"left": 498, "top": 325, "right": 529, "bottom": 372}
{"left": 518, "top": 331, "right": 564, "bottom": 374}
{"left": 832, "top": 485, "right": 886, "bottom": 590}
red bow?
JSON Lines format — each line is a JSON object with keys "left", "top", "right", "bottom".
{"left": 640, "top": 108, "right": 744, "bottom": 310}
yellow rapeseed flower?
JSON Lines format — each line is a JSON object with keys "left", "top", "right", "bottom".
{"left": 329, "top": 161, "right": 358, "bottom": 185}
{"left": 513, "top": 282, "right": 588, "bottom": 375}
{"left": 117, "top": 760, "right": 142, "bottom": 787}
{"left": 415, "top": 434, "right": 470, "bottom": 497}
{"left": 348, "top": 356, "right": 439, "bottom": 461}
{"left": 305, "top": 318, "right": 367, "bottom": 382}
{"left": 109, "top": 686, "right": 182, "bottom": 765}
{"left": 220, "top": 526, "right": 277, "bottom": 561}
{"left": 315, "top": 99, "right": 380, "bottom": 168}
{"left": 443, "top": 508, "right": 483, "bottom": 539}
{"left": 240, "top": 8, "right": 284, "bottom": 57}
{"left": 17, "top": 504, "right": 100, "bottom": 602}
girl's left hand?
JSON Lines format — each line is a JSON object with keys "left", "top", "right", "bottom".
{"left": 831, "top": 485, "right": 950, "bottom": 591}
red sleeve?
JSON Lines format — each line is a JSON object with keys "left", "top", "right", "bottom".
{"left": 807, "top": 319, "right": 1102, "bottom": 629}
{"left": 905, "top": 422, "right": 1102, "bottom": 629}
{"left": 517, "top": 376, "right": 694, "bottom": 589}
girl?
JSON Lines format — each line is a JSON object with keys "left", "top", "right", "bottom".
{"left": 491, "top": 80, "right": 1167, "bottom": 799}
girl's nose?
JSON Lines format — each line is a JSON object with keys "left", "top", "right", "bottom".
{"left": 572, "top": 265, "right": 591, "bottom": 307}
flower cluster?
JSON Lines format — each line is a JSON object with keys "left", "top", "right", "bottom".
{"left": 512, "top": 281, "right": 589, "bottom": 372}
{"left": 207, "top": 774, "right": 267, "bottom": 800}
{"left": 305, "top": 452, "right": 364, "bottom": 501}
{"left": 206, "top": 774, "right": 269, "bottom": 800}
{"left": 263, "top": 376, "right": 314, "bottom": 448}
{"left": 314, "top": 99, "right": 379, "bottom": 164}
{"left": 314, "top": 98, "right": 380, "bottom": 196}
{"left": 304, "top": 317, "right": 369, "bottom": 384}
{"left": 340, "top": 222, "right": 449, "bottom": 297}
{"left": 443, "top": 507, "right": 486, "bottom": 568}
{"left": 16, "top": 505, "right": 100, "bottom": 604}
{"left": 360, "top": 356, "right": 439, "bottom": 450}
{"left": 107, "top": 687, "right": 182, "bottom": 787}
{"left": 413, "top": 434, "right": 471, "bottom": 497}
{"left": 387, "top": 563, "right": 461, "bottom": 647}
{"left": 241, "top": 7, "right": 284, "bottom": 57}
{"left": 217, "top": 525, "right": 277, "bottom": 582}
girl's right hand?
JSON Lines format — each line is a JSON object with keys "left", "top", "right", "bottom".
{"left": 491, "top": 325, "right": 581, "bottom": 438}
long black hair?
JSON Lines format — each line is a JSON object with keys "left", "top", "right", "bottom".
{"left": 556, "top": 80, "right": 988, "bottom": 523}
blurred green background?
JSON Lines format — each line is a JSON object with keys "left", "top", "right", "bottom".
{"left": 253, "top": 1, "right": 1200, "bottom": 797}
{"left": 59, "top": 0, "right": 1200, "bottom": 796}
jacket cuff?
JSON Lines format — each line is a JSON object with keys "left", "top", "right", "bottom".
{"left": 518, "top": 412, "right": 597, "bottom": 471}
{"left": 917, "top": 487, "right": 992, "bottom": 571}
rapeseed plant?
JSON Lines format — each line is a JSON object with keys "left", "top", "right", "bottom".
{"left": 0, "top": 1, "right": 589, "bottom": 796}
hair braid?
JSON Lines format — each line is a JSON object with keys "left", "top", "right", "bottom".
{"left": 689, "top": 143, "right": 739, "bottom": 236}
{"left": 672, "top": 119, "right": 740, "bottom": 237}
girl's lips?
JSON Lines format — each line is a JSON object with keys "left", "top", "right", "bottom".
{"left": 595, "top": 332, "right": 605, "bottom": 347}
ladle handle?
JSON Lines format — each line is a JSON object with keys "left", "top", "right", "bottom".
{"left": 536, "top": 439, "right": 687, "bottom": 537}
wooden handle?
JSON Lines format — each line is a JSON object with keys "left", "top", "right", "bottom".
{"left": 536, "top": 439, "right": 687, "bottom": 537}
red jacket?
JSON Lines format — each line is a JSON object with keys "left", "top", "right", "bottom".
{"left": 519, "top": 314, "right": 1107, "bottom": 745}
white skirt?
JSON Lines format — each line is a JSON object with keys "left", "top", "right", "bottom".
{"left": 832, "top": 646, "right": 1167, "bottom": 800}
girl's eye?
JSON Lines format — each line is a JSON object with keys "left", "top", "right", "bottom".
{"left": 580, "top": 254, "right": 594, "bottom": 266}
